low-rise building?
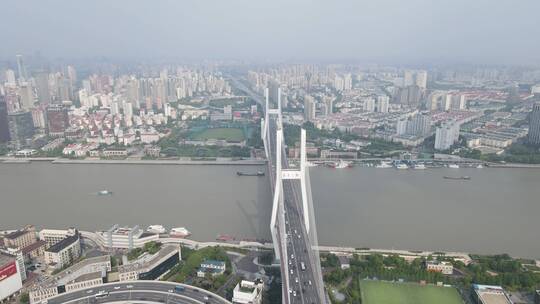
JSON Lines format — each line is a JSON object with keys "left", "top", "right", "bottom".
{"left": 118, "top": 245, "right": 181, "bottom": 281}
{"left": 425, "top": 260, "right": 453, "bottom": 275}
{"left": 232, "top": 280, "right": 264, "bottom": 304}
{"left": 39, "top": 228, "right": 75, "bottom": 248}
{"left": 338, "top": 255, "right": 350, "bottom": 270}
{"left": 144, "top": 145, "right": 161, "bottom": 158}
{"left": 22, "top": 240, "right": 47, "bottom": 259}
{"left": 320, "top": 150, "right": 357, "bottom": 159}
{"left": 96, "top": 225, "right": 159, "bottom": 250}
{"left": 197, "top": 260, "right": 226, "bottom": 277}
{"left": 4, "top": 225, "right": 37, "bottom": 250}
{"left": 29, "top": 255, "right": 111, "bottom": 304}
{"left": 472, "top": 284, "right": 512, "bottom": 304}
{"left": 44, "top": 230, "right": 81, "bottom": 270}
{"left": 102, "top": 148, "right": 128, "bottom": 158}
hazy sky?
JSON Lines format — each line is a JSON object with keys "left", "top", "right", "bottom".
{"left": 2, "top": 0, "right": 540, "bottom": 65}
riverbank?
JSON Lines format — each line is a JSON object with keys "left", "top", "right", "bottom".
{"left": 56, "top": 230, "right": 478, "bottom": 264}
{"left": 0, "top": 157, "right": 266, "bottom": 165}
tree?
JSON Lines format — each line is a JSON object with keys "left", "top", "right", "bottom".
{"left": 19, "top": 292, "right": 29, "bottom": 304}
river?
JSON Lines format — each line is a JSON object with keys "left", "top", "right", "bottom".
{"left": 0, "top": 162, "right": 539, "bottom": 259}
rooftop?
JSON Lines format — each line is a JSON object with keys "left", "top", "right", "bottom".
{"left": 0, "top": 252, "right": 15, "bottom": 267}
{"left": 46, "top": 234, "right": 79, "bottom": 253}
{"left": 118, "top": 245, "right": 178, "bottom": 273}
{"left": 201, "top": 260, "right": 226, "bottom": 267}
{"left": 473, "top": 285, "right": 512, "bottom": 304}
{"left": 5, "top": 229, "right": 30, "bottom": 240}
{"left": 22, "top": 240, "right": 47, "bottom": 254}
{"left": 70, "top": 271, "right": 103, "bottom": 284}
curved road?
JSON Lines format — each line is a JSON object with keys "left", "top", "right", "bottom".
{"left": 46, "top": 281, "right": 230, "bottom": 304}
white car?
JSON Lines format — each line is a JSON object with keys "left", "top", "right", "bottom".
{"left": 86, "top": 290, "right": 93, "bottom": 294}
{"left": 114, "top": 286, "right": 121, "bottom": 290}
{"left": 126, "top": 285, "right": 134, "bottom": 289}
{"left": 168, "top": 289, "right": 174, "bottom": 293}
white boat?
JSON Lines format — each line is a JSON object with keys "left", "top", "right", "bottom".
{"left": 333, "top": 160, "right": 352, "bottom": 169}
{"left": 395, "top": 163, "right": 408, "bottom": 170}
{"left": 170, "top": 227, "right": 191, "bottom": 238}
{"left": 306, "top": 161, "right": 318, "bottom": 167}
{"left": 413, "top": 163, "right": 426, "bottom": 170}
{"left": 477, "top": 164, "right": 483, "bottom": 169}
{"left": 147, "top": 225, "right": 167, "bottom": 234}
{"left": 97, "top": 190, "right": 113, "bottom": 196}
{"left": 375, "top": 161, "right": 392, "bottom": 169}
{"left": 448, "top": 164, "right": 460, "bottom": 169}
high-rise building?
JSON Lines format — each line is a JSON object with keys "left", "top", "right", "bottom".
{"left": 406, "top": 113, "right": 431, "bottom": 136}
{"left": 333, "top": 75, "right": 344, "bottom": 92}
{"left": 35, "top": 70, "right": 51, "bottom": 105}
{"left": 396, "top": 119, "right": 407, "bottom": 135}
{"left": 8, "top": 111, "right": 34, "bottom": 148}
{"left": 403, "top": 70, "right": 427, "bottom": 89}
{"left": 268, "top": 80, "right": 282, "bottom": 108}
{"left": 0, "top": 96, "right": 10, "bottom": 143}
{"left": 304, "top": 95, "right": 316, "bottom": 122}
{"left": 16, "top": 54, "right": 28, "bottom": 82}
{"left": 344, "top": 74, "right": 353, "bottom": 91}
{"left": 528, "top": 103, "right": 540, "bottom": 145}
{"left": 415, "top": 70, "right": 428, "bottom": 89}
{"left": 5, "top": 69, "right": 16, "bottom": 85}
{"left": 323, "top": 96, "right": 333, "bottom": 116}
{"left": 18, "top": 83, "right": 34, "bottom": 110}
{"left": 403, "top": 70, "right": 415, "bottom": 87}
{"left": 46, "top": 104, "right": 69, "bottom": 136}
{"left": 434, "top": 121, "right": 460, "bottom": 150}
{"left": 31, "top": 106, "right": 47, "bottom": 129}
{"left": 363, "top": 97, "right": 375, "bottom": 112}
{"left": 376, "top": 95, "right": 389, "bottom": 113}
{"left": 395, "top": 85, "right": 422, "bottom": 107}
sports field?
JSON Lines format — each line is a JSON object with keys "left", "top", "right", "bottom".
{"left": 192, "top": 128, "right": 244, "bottom": 141}
{"left": 360, "top": 280, "right": 463, "bottom": 304}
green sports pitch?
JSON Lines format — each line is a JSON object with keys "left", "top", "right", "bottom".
{"left": 360, "top": 280, "right": 463, "bottom": 304}
{"left": 191, "top": 128, "right": 245, "bottom": 141}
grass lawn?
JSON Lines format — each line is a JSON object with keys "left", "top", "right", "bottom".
{"left": 360, "top": 280, "right": 463, "bottom": 304}
{"left": 192, "top": 128, "right": 244, "bottom": 141}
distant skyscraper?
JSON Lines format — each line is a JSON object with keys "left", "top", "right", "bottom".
{"left": 415, "top": 70, "right": 428, "bottom": 89}
{"left": 304, "top": 95, "right": 316, "bottom": 122}
{"left": 5, "top": 69, "right": 16, "bottom": 85}
{"left": 16, "top": 55, "right": 28, "bottom": 82}
{"left": 528, "top": 103, "right": 540, "bottom": 145}
{"left": 434, "top": 121, "right": 460, "bottom": 150}
{"left": 0, "top": 96, "right": 10, "bottom": 143}
{"left": 268, "top": 79, "right": 281, "bottom": 108}
{"left": 403, "top": 70, "right": 427, "bottom": 89}
{"left": 8, "top": 111, "right": 34, "bottom": 148}
{"left": 35, "top": 70, "right": 51, "bottom": 105}
{"left": 18, "top": 83, "right": 34, "bottom": 110}
{"left": 323, "top": 96, "right": 333, "bottom": 116}
{"left": 403, "top": 70, "right": 415, "bottom": 87}
{"left": 343, "top": 74, "right": 353, "bottom": 91}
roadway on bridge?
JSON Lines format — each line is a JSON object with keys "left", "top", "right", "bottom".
{"left": 229, "top": 76, "right": 325, "bottom": 303}
{"left": 46, "top": 281, "right": 230, "bottom": 304}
